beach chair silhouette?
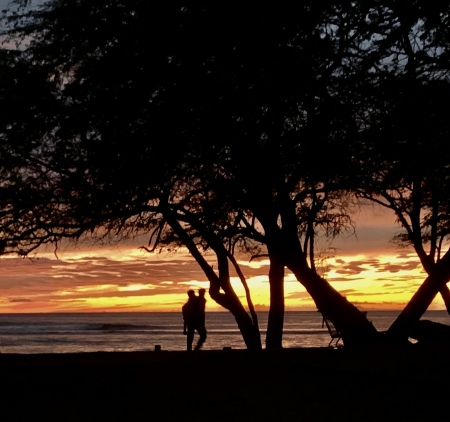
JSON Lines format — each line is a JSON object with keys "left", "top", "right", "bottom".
{"left": 321, "top": 314, "right": 342, "bottom": 348}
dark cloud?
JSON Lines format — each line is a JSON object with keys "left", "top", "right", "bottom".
{"left": 9, "top": 298, "right": 32, "bottom": 303}
{"left": 349, "top": 300, "right": 406, "bottom": 310}
{"left": 333, "top": 261, "right": 367, "bottom": 275}
{"left": 285, "top": 291, "right": 312, "bottom": 300}
{"left": 329, "top": 277, "right": 364, "bottom": 282}
{"left": 328, "top": 254, "right": 422, "bottom": 280}
{"left": 336, "top": 289, "right": 357, "bottom": 295}
{"left": 376, "top": 274, "right": 425, "bottom": 283}
{"left": 381, "top": 262, "right": 421, "bottom": 273}
{"left": 348, "top": 291, "right": 395, "bottom": 297}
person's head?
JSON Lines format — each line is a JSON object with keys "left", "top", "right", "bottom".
{"left": 198, "top": 288, "right": 206, "bottom": 297}
{"left": 187, "top": 289, "right": 196, "bottom": 298}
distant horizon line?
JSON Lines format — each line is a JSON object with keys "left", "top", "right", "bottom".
{"left": 0, "top": 308, "right": 447, "bottom": 314}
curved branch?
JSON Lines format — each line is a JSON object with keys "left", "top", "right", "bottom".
{"left": 228, "top": 253, "right": 259, "bottom": 327}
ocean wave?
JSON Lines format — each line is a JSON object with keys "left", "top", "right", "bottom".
{"left": 92, "top": 323, "right": 166, "bottom": 331}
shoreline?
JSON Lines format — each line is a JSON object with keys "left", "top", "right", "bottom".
{"left": 2, "top": 345, "right": 449, "bottom": 421}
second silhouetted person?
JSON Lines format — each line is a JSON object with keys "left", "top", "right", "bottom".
{"left": 182, "top": 288, "right": 207, "bottom": 351}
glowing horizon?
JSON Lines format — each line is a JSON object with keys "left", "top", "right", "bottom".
{"left": 0, "top": 204, "right": 446, "bottom": 314}
{"left": 0, "top": 244, "right": 444, "bottom": 314}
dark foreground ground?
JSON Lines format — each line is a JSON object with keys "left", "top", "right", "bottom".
{"left": 1, "top": 345, "right": 449, "bottom": 421}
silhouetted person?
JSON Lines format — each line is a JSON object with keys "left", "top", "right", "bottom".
{"left": 182, "top": 288, "right": 207, "bottom": 351}
{"left": 195, "top": 288, "right": 207, "bottom": 349}
{"left": 182, "top": 289, "right": 196, "bottom": 336}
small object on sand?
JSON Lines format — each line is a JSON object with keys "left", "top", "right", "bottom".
{"left": 154, "top": 345, "right": 161, "bottom": 352}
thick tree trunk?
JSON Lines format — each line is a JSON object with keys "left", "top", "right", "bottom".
{"left": 287, "top": 258, "right": 380, "bottom": 347}
{"left": 386, "top": 252, "right": 450, "bottom": 343}
{"left": 265, "top": 253, "right": 285, "bottom": 349}
{"left": 209, "top": 283, "right": 262, "bottom": 350}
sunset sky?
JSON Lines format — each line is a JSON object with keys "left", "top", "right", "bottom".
{"left": 0, "top": 203, "right": 444, "bottom": 314}
{"left": 0, "top": 0, "right": 445, "bottom": 315}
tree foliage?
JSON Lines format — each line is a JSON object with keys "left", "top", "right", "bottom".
{"left": 2, "top": 0, "right": 450, "bottom": 348}
{"left": 349, "top": 0, "right": 450, "bottom": 339}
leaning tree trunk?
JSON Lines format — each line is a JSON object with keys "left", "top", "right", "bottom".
{"left": 273, "top": 196, "right": 380, "bottom": 348}
{"left": 265, "top": 252, "right": 285, "bottom": 349}
{"left": 386, "top": 251, "right": 450, "bottom": 343}
{"left": 440, "top": 285, "right": 450, "bottom": 316}
{"left": 209, "top": 281, "right": 262, "bottom": 350}
{"left": 287, "top": 258, "right": 380, "bottom": 348}
{"left": 166, "top": 214, "right": 262, "bottom": 350}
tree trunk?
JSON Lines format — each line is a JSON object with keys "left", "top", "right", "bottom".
{"left": 265, "top": 252, "right": 285, "bottom": 349}
{"left": 287, "top": 258, "right": 380, "bottom": 347}
{"left": 386, "top": 252, "right": 450, "bottom": 343}
{"left": 209, "top": 282, "right": 262, "bottom": 350}
{"left": 265, "top": 191, "right": 381, "bottom": 347}
{"left": 166, "top": 214, "right": 262, "bottom": 350}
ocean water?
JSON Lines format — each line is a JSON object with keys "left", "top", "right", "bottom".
{"left": 0, "top": 310, "right": 449, "bottom": 354}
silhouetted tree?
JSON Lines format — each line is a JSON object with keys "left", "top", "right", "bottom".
{"left": 349, "top": 1, "right": 450, "bottom": 343}
{"left": 1, "top": 0, "right": 272, "bottom": 349}
{"left": 0, "top": 0, "right": 387, "bottom": 347}
{"left": 11, "top": 1, "right": 450, "bottom": 348}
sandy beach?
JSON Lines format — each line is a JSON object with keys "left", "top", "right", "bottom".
{"left": 1, "top": 345, "right": 449, "bottom": 421}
